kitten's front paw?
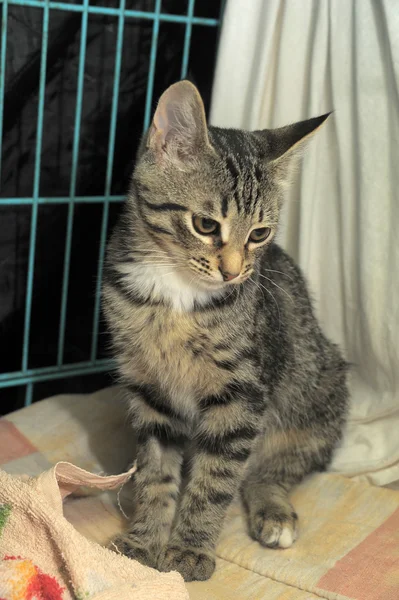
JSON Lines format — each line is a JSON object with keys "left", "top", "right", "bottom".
{"left": 249, "top": 508, "right": 298, "bottom": 549}
{"left": 159, "top": 545, "right": 215, "bottom": 582}
{"left": 109, "top": 533, "right": 158, "bottom": 568}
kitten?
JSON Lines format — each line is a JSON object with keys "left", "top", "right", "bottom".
{"left": 102, "top": 81, "right": 348, "bottom": 582}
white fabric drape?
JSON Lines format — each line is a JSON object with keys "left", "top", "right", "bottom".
{"left": 210, "top": 0, "right": 399, "bottom": 486}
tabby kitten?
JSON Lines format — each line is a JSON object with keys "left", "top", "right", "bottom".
{"left": 102, "top": 81, "right": 348, "bottom": 582}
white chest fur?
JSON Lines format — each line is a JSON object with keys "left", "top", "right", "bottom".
{"left": 116, "top": 262, "right": 222, "bottom": 312}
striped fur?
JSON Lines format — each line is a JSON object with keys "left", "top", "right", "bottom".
{"left": 102, "top": 81, "right": 348, "bottom": 581}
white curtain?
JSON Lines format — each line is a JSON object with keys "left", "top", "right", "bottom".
{"left": 210, "top": 0, "right": 399, "bottom": 486}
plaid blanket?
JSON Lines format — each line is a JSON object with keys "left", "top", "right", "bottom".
{"left": 1, "top": 387, "right": 398, "bottom": 599}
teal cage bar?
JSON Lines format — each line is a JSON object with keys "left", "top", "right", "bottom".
{"left": 0, "top": 0, "right": 223, "bottom": 406}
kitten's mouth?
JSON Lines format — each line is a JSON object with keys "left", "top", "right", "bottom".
{"left": 183, "top": 260, "right": 252, "bottom": 290}
{"left": 191, "top": 272, "right": 245, "bottom": 291}
{"left": 221, "top": 271, "right": 253, "bottom": 287}
{"left": 194, "top": 277, "right": 226, "bottom": 291}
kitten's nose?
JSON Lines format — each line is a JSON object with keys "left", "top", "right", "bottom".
{"left": 220, "top": 269, "right": 240, "bottom": 282}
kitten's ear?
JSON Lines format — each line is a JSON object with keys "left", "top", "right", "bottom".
{"left": 147, "top": 80, "right": 210, "bottom": 165}
{"left": 257, "top": 113, "right": 331, "bottom": 184}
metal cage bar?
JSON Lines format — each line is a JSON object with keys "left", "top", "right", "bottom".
{"left": 0, "top": 0, "right": 7, "bottom": 186}
{"left": 57, "top": 0, "right": 90, "bottom": 367}
{"left": 0, "top": 195, "right": 126, "bottom": 205}
{"left": 90, "top": 0, "right": 127, "bottom": 362}
{"left": 0, "top": 360, "right": 112, "bottom": 389}
{"left": 180, "top": 0, "right": 195, "bottom": 79}
{"left": 143, "top": 0, "right": 161, "bottom": 132}
{"left": 0, "top": 0, "right": 222, "bottom": 407}
{"left": 21, "top": 0, "right": 50, "bottom": 405}
{"left": 4, "top": 0, "right": 219, "bottom": 25}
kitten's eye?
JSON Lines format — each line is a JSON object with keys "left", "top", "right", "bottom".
{"left": 249, "top": 227, "right": 271, "bottom": 243}
{"left": 192, "top": 215, "right": 219, "bottom": 235}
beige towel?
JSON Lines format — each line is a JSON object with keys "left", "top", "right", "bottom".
{"left": 0, "top": 462, "right": 188, "bottom": 600}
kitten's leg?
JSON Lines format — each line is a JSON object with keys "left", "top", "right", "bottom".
{"left": 159, "top": 382, "right": 264, "bottom": 582}
{"left": 112, "top": 437, "right": 183, "bottom": 567}
{"left": 111, "top": 385, "right": 186, "bottom": 567}
{"left": 242, "top": 429, "right": 337, "bottom": 549}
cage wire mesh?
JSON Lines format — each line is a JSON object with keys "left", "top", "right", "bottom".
{"left": 0, "top": 0, "right": 223, "bottom": 408}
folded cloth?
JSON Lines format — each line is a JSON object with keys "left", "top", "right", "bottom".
{"left": 0, "top": 462, "right": 188, "bottom": 600}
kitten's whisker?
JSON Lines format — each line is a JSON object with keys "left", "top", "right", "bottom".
{"left": 142, "top": 263, "right": 178, "bottom": 268}
{"left": 138, "top": 250, "right": 168, "bottom": 253}
{"left": 141, "top": 256, "right": 172, "bottom": 260}
{"left": 250, "top": 277, "right": 281, "bottom": 331}
{"left": 160, "top": 271, "right": 180, "bottom": 277}
{"left": 156, "top": 265, "right": 188, "bottom": 277}
{"left": 233, "top": 282, "right": 242, "bottom": 310}
{"left": 131, "top": 251, "right": 169, "bottom": 257}
{"left": 261, "top": 268, "right": 294, "bottom": 281}
{"left": 139, "top": 255, "right": 174, "bottom": 259}
{"left": 223, "top": 287, "right": 236, "bottom": 303}
{"left": 138, "top": 259, "right": 187, "bottom": 267}
{"left": 258, "top": 274, "right": 294, "bottom": 304}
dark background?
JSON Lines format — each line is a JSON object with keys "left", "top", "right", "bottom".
{"left": 0, "top": 0, "right": 222, "bottom": 415}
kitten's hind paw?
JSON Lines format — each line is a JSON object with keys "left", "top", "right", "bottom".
{"left": 109, "top": 533, "right": 158, "bottom": 568}
{"left": 159, "top": 545, "right": 215, "bottom": 581}
{"left": 248, "top": 508, "right": 298, "bottom": 549}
